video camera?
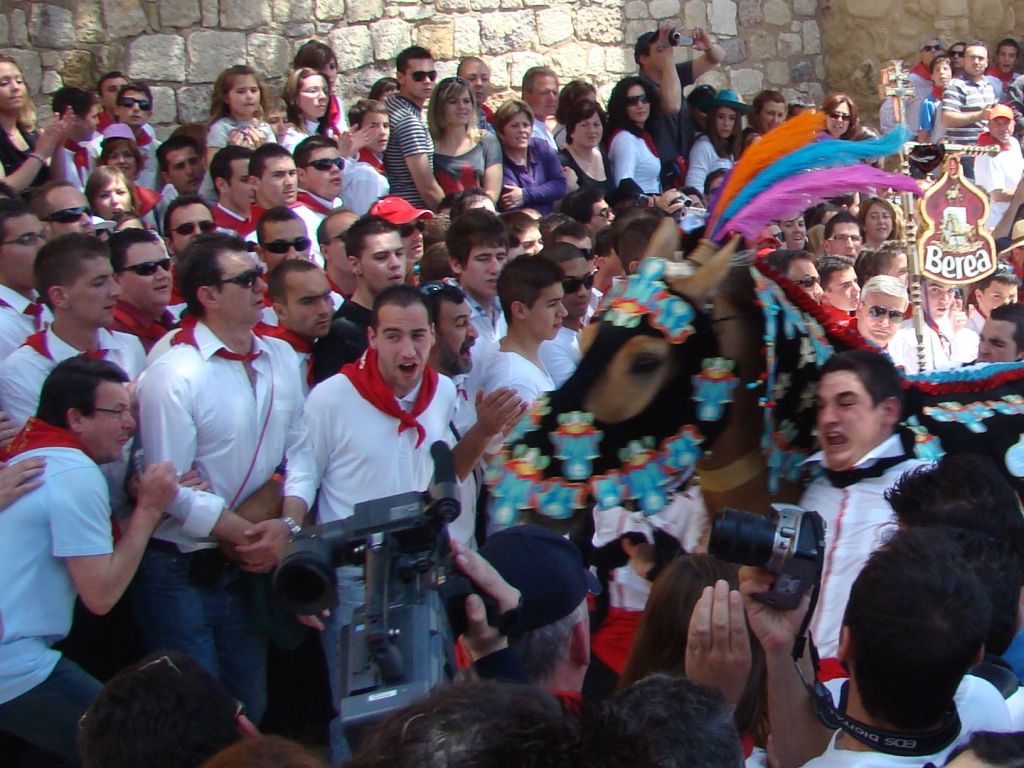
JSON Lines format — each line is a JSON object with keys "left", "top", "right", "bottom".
{"left": 274, "top": 441, "right": 480, "bottom": 742}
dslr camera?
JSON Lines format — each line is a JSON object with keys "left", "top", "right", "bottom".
{"left": 708, "top": 503, "right": 826, "bottom": 609}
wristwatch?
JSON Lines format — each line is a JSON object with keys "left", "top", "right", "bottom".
{"left": 281, "top": 515, "right": 302, "bottom": 536}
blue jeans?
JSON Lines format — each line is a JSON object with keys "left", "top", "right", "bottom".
{"left": 130, "top": 547, "right": 268, "bottom": 724}
{"left": 321, "top": 565, "right": 364, "bottom": 768}
{"left": 0, "top": 656, "right": 101, "bottom": 765}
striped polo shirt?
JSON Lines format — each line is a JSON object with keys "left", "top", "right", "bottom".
{"left": 942, "top": 76, "right": 997, "bottom": 144}
{"left": 384, "top": 94, "right": 434, "bottom": 209}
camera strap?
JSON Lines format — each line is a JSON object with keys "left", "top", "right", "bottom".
{"left": 791, "top": 553, "right": 961, "bottom": 758}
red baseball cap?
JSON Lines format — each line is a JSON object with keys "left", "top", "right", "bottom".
{"left": 369, "top": 196, "right": 434, "bottom": 225}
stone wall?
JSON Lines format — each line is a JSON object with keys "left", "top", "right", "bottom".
{"left": 819, "top": 0, "right": 1022, "bottom": 116}
{"left": 0, "top": 0, "right": 826, "bottom": 137}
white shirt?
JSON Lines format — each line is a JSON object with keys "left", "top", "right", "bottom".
{"left": 801, "top": 435, "right": 929, "bottom": 658}
{"left": 342, "top": 161, "right": 390, "bottom": 216}
{"left": 0, "top": 284, "right": 50, "bottom": 362}
{"left": 801, "top": 675, "right": 1012, "bottom": 767}
{"left": 299, "top": 371, "right": 457, "bottom": 523}
{"left": 0, "top": 326, "right": 146, "bottom": 426}
{"left": 136, "top": 321, "right": 316, "bottom": 550}
{"left": 888, "top": 320, "right": 979, "bottom": 374}
{"left": 539, "top": 326, "right": 580, "bottom": 388}
{"left": 481, "top": 350, "right": 553, "bottom": 405}
{"left": 609, "top": 130, "right": 662, "bottom": 195}
{"left": 974, "top": 138, "right": 1024, "bottom": 230}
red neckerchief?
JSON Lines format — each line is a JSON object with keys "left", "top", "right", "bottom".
{"left": 171, "top": 320, "right": 259, "bottom": 362}
{"left": 64, "top": 140, "right": 90, "bottom": 182}
{"left": 134, "top": 185, "right": 161, "bottom": 216}
{"left": 111, "top": 300, "right": 176, "bottom": 351}
{"left": 591, "top": 607, "right": 641, "bottom": 675}
{"left": 2, "top": 417, "right": 94, "bottom": 462}
{"left": 910, "top": 62, "right": 932, "bottom": 81}
{"left": 481, "top": 103, "right": 495, "bottom": 124}
{"left": 212, "top": 203, "right": 252, "bottom": 237}
{"left": 256, "top": 323, "right": 315, "bottom": 384}
{"left": 987, "top": 67, "right": 1014, "bottom": 86}
{"left": 818, "top": 302, "right": 854, "bottom": 327}
{"left": 97, "top": 111, "right": 114, "bottom": 132}
{"left": 978, "top": 131, "right": 1011, "bottom": 151}
{"left": 341, "top": 347, "right": 439, "bottom": 447}
{"left": 326, "top": 275, "right": 350, "bottom": 300}
{"left": 0, "top": 294, "right": 45, "bottom": 330}
{"left": 247, "top": 205, "right": 267, "bottom": 234}
{"left": 23, "top": 330, "right": 107, "bottom": 360}
{"left": 554, "top": 691, "right": 583, "bottom": 714}
{"left": 358, "top": 148, "right": 386, "bottom": 175}
{"left": 255, "top": 322, "right": 314, "bottom": 354}
{"left": 296, "top": 190, "right": 332, "bottom": 215}
{"left": 608, "top": 127, "right": 659, "bottom": 159}
{"left": 327, "top": 94, "right": 344, "bottom": 134}
{"left": 134, "top": 126, "right": 154, "bottom": 147}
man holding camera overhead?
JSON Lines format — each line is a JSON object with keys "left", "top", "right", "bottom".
{"left": 799, "top": 351, "right": 928, "bottom": 667}
{"left": 634, "top": 24, "right": 726, "bottom": 187}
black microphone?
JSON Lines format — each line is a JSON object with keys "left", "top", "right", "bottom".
{"left": 428, "top": 441, "right": 460, "bottom": 523}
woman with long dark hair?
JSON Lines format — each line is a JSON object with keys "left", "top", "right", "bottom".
{"left": 686, "top": 89, "right": 747, "bottom": 191}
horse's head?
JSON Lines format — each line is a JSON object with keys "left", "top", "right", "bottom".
{"left": 487, "top": 221, "right": 741, "bottom": 532}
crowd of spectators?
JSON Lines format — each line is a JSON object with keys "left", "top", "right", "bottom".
{"left": 3, "top": 19, "right": 1024, "bottom": 768}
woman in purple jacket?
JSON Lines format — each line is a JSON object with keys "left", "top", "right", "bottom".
{"left": 494, "top": 100, "right": 568, "bottom": 215}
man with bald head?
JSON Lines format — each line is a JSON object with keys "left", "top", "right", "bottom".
{"left": 458, "top": 57, "right": 495, "bottom": 133}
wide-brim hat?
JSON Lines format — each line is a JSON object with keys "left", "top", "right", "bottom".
{"left": 1000, "top": 218, "right": 1024, "bottom": 257}
{"left": 710, "top": 89, "right": 751, "bottom": 114}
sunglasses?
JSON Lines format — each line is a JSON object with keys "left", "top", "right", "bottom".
{"left": 217, "top": 265, "right": 266, "bottom": 289}
{"left": 866, "top": 305, "right": 905, "bottom": 322}
{"left": 172, "top": 219, "right": 217, "bottom": 237}
{"left": 950, "top": 49, "right": 965, "bottom": 57}
{"left": 410, "top": 70, "right": 438, "bottom": 83}
{"left": 308, "top": 157, "right": 345, "bottom": 172}
{"left": 0, "top": 231, "right": 45, "bottom": 247}
{"left": 44, "top": 205, "right": 90, "bottom": 223}
{"left": 827, "top": 111, "right": 852, "bottom": 122}
{"left": 921, "top": 44, "right": 944, "bottom": 52}
{"left": 118, "top": 257, "right": 171, "bottom": 277}
{"left": 562, "top": 271, "right": 597, "bottom": 294}
{"left": 625, "top": 94, "right": 650, "bottom": 106}
{"left": 400, "top": 220, "right": 426, "bottom": 238}
{"left": 118, "top": 96, "right": 152, "bottom": 110}
{"left": 261, "top": 236, "right": 311, "bottom": 254}
{"left": 794, "top": 275, "right": 820, "bottom": 289}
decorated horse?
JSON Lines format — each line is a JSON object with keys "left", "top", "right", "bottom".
{"left": 486, "top": 112, "right": 1024, "bottom": 536}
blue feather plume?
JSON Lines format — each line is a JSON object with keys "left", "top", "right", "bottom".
{"left": 712, "top": 126, "right": 910, "bottom": 238}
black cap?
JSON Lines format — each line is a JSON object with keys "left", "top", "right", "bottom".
{"left": 480, "top": 525, "right": 601, "bottom": 630}
{"left": 635, "top": 31, "right": 657, "bottom": 63}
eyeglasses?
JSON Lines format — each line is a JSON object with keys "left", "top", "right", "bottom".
{"left": 94, "top": 404, "right": 133, "bottom": 419}
{"left": 0, "top": 231, "right": 45, "bottom": 247}
{"left": 827, "top": 112, "right": 852, "bottom": 122}
{"left": 921, "top": 44, "right": 944, "bottom": 52}
{"left": 118, "top": 96, "right": 152, "bottom": 111}
{"left": 827, "top": 234, "right": 862, "bottom": 242}
{"left": 794, "top": 275, "right": 820, "bottom": 289}
{"left": 261, "top": 236, "right": 311, "bottom": 254}
{"left": 410, "top": 70, "right": 438, "bottom": 83}
{"left": 440, "top": 76, "right": 469, "bottom": 88}
{"left": 171, "top": 219, "right": 217, "bottom": 237}
{"left": 43, "top": 206, "right": 90, "bottom": 223}
{"left": 308, "top": 157, "right": 344, "bottom": 172}
{"left": 216, "top": 265, "right": 266, "bottom": 289}
{"left": 118, "top": 257, "right": 171, "bottom": 277}
{"left": 400, "top": 220, "right": 426, "bottom": 238}
{"left": 562, "top": 271, "right": 597, "bottom": 294}
{"left": 866, "top": 305, "right": 905, "bottom": 322}
{"left": 625, "top": 94, "right": 650, "bottom": 106}
{"left": 950, "top": 49, "right": 965, "bottom": 57}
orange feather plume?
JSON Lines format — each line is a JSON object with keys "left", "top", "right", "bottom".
{"left": 709, "top": 110, "right": 826, "bottom": 225}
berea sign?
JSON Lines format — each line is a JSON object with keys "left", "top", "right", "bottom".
{"left": 917, "top": 156, "right": 997, "bottom": 285}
